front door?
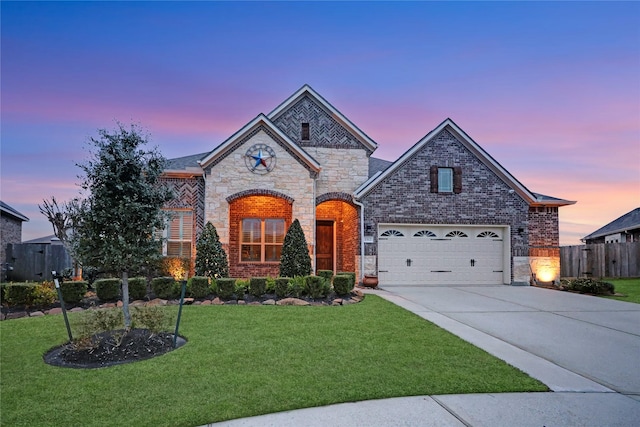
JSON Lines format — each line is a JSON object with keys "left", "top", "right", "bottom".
{"left": 316, "top": 220, "right": 334, "bottom": 272}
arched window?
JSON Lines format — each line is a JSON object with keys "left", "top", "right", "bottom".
{"left": 380, "top": 230, "right": 404, "bottom": 237}
{"left": 413, "top": 230, "right": 436, "bottom": 237}
{"left": 477, "top": 231, "right": 499, "bottom": 238}
{"left": 445, "top": 230, "right": 468, "bottom": 238}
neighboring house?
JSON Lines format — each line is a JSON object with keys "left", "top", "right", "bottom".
{"left": 160, "top": 85, "right": 575, "bottom": 286}
{"left": 1, "top": 201, "right": 29, "bottom": 281}
{"left": 582, "top": 208, "right": 640, "bottom": 244}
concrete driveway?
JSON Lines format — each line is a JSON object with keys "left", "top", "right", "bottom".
{"left": 376, "top": 285, "right": 640, "bottom": 396}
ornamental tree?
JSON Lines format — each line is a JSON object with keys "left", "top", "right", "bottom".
{"left": 195, "top": 222, "right": 229, "bottom": 279}
{"left": 68, "top": 123, "right": 174, "bottom": 329}
{"left": 279, "top": 219, "right": 312, "bottom": 278}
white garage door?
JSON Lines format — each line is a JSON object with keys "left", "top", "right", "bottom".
{"left": 378, "top": 225, "right": 509, "bottom": 286}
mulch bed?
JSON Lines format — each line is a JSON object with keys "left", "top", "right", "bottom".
{"left": 43, "top": 328, "right": 186, "bottom": 369}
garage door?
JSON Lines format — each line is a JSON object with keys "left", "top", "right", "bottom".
{"left": 378, "top": 225, "right": 508, "bottom": 286}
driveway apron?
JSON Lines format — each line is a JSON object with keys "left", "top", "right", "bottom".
{"left": 376, "top": 285, "right": 640, "bottom": 396}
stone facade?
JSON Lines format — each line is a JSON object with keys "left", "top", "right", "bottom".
{"left": 203, "top": 130, "right": 316, "bottom": 247}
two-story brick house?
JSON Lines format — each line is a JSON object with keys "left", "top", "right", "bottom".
{"left": 161, "top": 85, "right": 574, "bottom": 286}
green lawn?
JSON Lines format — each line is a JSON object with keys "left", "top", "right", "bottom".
{"left": 1, "top": 296, "right": 547, "bottom": 426}
{"left": 603, "top": 278, "right": 640, "bottom": 304}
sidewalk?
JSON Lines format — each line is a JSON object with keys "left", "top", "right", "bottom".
{"left": 205, "top": 286, "right": 640, "bottom": 426}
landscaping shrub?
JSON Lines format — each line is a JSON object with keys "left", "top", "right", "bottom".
{"left": 288, "top": 276, "right": 306, "bottom": 298}
{"left": 151, "top": 277, "right": 178, "bottom": 299}
{"left": 317, "top": 270, "right": 333, "bottom": 283}
{"left": 275, "top": 277, "right": 290, "bottom": 298}
{"left": 73, "top": 308, "right": 124, "bottom": 343}
{"left": 131, "top": 306, "right": 174, "bottom": 334}
{"left": 279, "top": 219, "right": 312, "bottom": 277}
{"left": 60, "top": 281, "right": 88, "bottom": 304}
{"left": 216, "top": 278, "right": 236, "bottom": 300}
{"left": 3, "top": 283, "right": 37, "bottom": 306}
{"left": 333, "top": 274, "right": 353, "bottom": 296}
{"left": 337, "top": 271, "right": 356, "bottom": 286}
{"left": 31, "top": 282, "right": 57, "bottom": 307}
{"left": 188, "top": 276, "right": 211, "bottom": 299}
{"left": 95, "top": 278, "right": 121, "bottom": 301}
{"left": 249, "top": 277, "right": 267, "bottom": 297}
{"left": 562, "top": 278, "right": 615, "bottom": 295}
{"left": 128, "top": 277, "right": 148, "bottom": 301}
{"left": 265, "top": 276, "right": 276, "bottom": 294}
{"left": 195, "top": 222, "right": 229, "bottom": 279}
{"left": 235, "top": 279, "right": 249, "bottom": 300}
{"left": 305, "top": 275, "right": 330, "bottom": 299}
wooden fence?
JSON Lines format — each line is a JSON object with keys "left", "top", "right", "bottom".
{"left": 560, "top": 242, "right": 640, "bottom": 278}
{"left": 4, "top": 243, "right": 72, "bottom": 282}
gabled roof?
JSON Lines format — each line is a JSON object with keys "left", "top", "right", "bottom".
{"left": 0, "top": 201, "right": 29, "bottom": 222}
{"left": 354, "top": 118, "right": 576, "bottom": 207}
{"left": 198, "top": 113, "right": 321, "bottom": 174}
{"left": 268, "top": 84, "right": 378, "bottom": 154}
{"left": 582, "top": 207, "right": 640, "bottom": 241}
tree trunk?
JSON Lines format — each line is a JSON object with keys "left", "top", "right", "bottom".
{"left": 121, "top": 271, "right": 132, "bottom": 329}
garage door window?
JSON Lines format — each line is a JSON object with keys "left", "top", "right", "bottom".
{"left": 477, "top": 231, "right": 499, "bottom": 238}
{"left": 445, "top": 230, "right": 468, "bottom": 238}
{"left": 414, "top": 230, "right": 436, "bottom": 237}
{"left": 380, "top": 229, "right": 404, "bottom": 237}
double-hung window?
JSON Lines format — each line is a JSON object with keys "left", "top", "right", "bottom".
{"left": 241, "top": 218, "right": 285, "bottom": 262}
{"left": 161, "top": 210, "right": 193, "bottom": 257}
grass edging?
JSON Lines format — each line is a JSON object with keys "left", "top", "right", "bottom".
{"left": 1, "top": 295, "right": 547, "bottom": 426}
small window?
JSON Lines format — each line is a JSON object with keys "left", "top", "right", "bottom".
{"left": 430, "top": 166, "right": 462, "bottom": 194}
{"left": 438, "top": 168, "right": 453, "bottom": 192}
{"left": 241, "top": 218, "right": 285, "bottom": 262}
{"left": 301, "top": 123, "right": 310, "bottom": 141}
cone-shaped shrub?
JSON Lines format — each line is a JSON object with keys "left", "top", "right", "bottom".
{"left": 195, "top": 222, "right": 229, "bottom": 279}
{"left": 279, "top": 219, "right": 312, "bottom": 278}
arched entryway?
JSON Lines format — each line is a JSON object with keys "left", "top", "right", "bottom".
{"left": 315, "top": 196, "right": 359, "bottom": 274}
{"left": 228, "top": 192, "right": 293, "bottom": 278}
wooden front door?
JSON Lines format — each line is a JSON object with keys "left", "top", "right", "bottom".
{"left": 316, "top": 220, "right": 334, "bottom": 272}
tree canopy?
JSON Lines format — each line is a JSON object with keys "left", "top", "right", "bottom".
{"left": 69, "top": 123, "right": 174, "bottom": 327}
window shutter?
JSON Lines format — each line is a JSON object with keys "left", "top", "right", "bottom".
{"left": 453, "top": 166, "right": 462, "bottom": 194}
{"left": 430, "top": 166, "right": 438, "bottom": 193}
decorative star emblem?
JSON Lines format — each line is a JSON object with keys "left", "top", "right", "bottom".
{"left": 251, "top": 149, "right": 270, "bottom": 168}
{"left": 244, "top": 144, "right": 276, "bottom": 174}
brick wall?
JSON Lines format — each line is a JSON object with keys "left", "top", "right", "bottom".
{"left": 528, "top": 206, "right": 560, "bottom": 257}
{"left": 228, "top": 195, "right": 293, "bottom": 278}
{"left": 272, "top": 95, "right": 373, "bottom": 154}
{"left": 361, "top": 129, "right": 530, "bottom": 253}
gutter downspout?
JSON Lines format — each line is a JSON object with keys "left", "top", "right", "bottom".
{"left": 353, "top": 198, "right": 365, "bottom": 285}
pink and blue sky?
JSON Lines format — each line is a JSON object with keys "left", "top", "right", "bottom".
{"left": 2, "top": 1, "right": 639, "bottom": 245}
